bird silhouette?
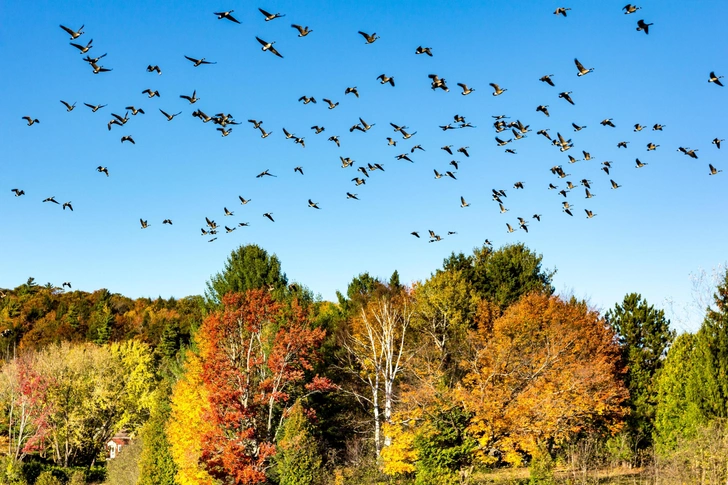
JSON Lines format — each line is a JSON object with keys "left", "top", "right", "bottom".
{"left": 215, "top": 10, "right": 240, "bottom": 23}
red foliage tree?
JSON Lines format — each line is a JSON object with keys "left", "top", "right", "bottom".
{"left": 198, "top": 290, "right": 333, "bottom": 484}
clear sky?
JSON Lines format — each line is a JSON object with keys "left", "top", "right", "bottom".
{"left": 1, "top": 0, "right": 725, "bottom": 332}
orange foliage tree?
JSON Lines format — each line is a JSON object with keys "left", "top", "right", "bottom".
{"left": 197, "top": 290, "right": 333, "bottom": 485}
{"left": 457, "top": 292, "right": 628, "bottom": 464}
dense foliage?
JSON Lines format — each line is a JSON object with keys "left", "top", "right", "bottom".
{"left": 0, "top": 246, "right": 726, "bottom": 484}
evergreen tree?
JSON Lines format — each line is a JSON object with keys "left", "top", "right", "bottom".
{"left": 205, "top": 244, "right": 287, "bottom": 306}
{"left": 138, "top": 387, "right": 177, "bottom": 485}
{"left": 275, "top": 400, "right": 322, "bottom": 485}
{"left": 606, "top": 293, "right": 675, "bottom": 447}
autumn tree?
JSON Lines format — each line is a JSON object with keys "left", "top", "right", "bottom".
{"left": 138, "top": 385, "right": 176, "bottom": 485}
{"left": 167, "top": 349, "right": 217, "bottom": 485}
{"left": 341, "top": 288, "right": 414, "bottom": 457}
{"left": 198, "top": 290, "right": 331, "bottom": 484}
{"left": 205, "top": 244, "right": 288, "bottom": 306}
{"left": 605, "top": 293, "right": 675, "bottom": 448}
{"left": 458, "top": 293, "right": 628, "bottom": 465}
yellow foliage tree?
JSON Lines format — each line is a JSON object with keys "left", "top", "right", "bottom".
{"left": 457, "top": 293, "right": 628, "bottom": 464}
{"left": 167, "top": 348, "right": 216, "bottom": 485}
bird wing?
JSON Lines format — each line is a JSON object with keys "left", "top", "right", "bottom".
{"left": 226, "top": 13, "right": 241, "bottom": 23}
{"left": 256, "top": 36, "right": 268, "bottom": 46}
{"left": 489, "top": 83, "right": 500, "bottom": 90}
{"left": 574, "top": 58, "right": 585, "bottom": 71}
{"left": 259, "top": 8, "right": 272, "bottom": 17}
{"left": 269, "top": 46, "right": 283, "bottom": 58}
{"left": 184, "top": 55, "right": 198, "bottom": 63}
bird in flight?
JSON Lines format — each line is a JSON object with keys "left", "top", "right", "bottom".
{"left": 709, "top": 164, "right": 722, "bottom": 175}
{"left": 140, "top": 219, "right": 149, "bottom": 229}
{"left": 358, "top": 31, "right": 379, "bottom": 44}
{"left": 60, "top": 100, "right": 76, "bottom": 112}
{"left": 70, "top": 38, "right": 93, "bottom": 54}
{"left": 97, "top": 166, "right": 109, "bottom": 176}
{"left": 294, "top": 166, "right": 304, "bottom": 175}
{"left": 345, "top": 86, "right": 359, "bottom": 97}
{"left": 490, "top": 83, "right": 507, "bottom": 96}
{"left": 554, "top": 7, "right": 571, "bottom": 17}
{"left": 259, "top": 8, "right": 285, "bottom": 21}
{"left": 709, "top": 71, "right": 724, "bottom": 87}
{"left": 160, "top": 109, "right": 182, "bottom": 121}
{"left": 180, "top": 90, "right": 199, "bottom": 104}
{"left": 712, "top": 138, "right": 724, "bottom": 149}
{"left": 63, "top": 201, "right": 73, "bottom": 211}
{"left": 239, "top": 196, "right": 251, "bottom": 205}
{"left": 636, "top": 19, "right": 653, "bottom": 34}
{"left": 142, "top": 89, "right": 160, "bottom": 98}
{"left": 292, "top": 24, "right": 313, "bottom": 36}
{"left": 84, "top": 103, "right": 107, "bottom": 112}
{"left": 457, "top": 83, "right": 474, "bottom": 95}
{"left": 322, "top": 98, "right": 338, "bottom": 109}
{"left": 147, "top": 64, "right": 162, "bottom": 75}
{"left": 22, "top": 116, "right": 40, "bottom": 126}
{"left": 416, "top": 46, "right": 433, "bottom": 56}
{"left": 257, "top": 169, "right": 276, "bottom": 178}
{"left": 623, "top": 4, "right": 641, "bottom": 14}
{"left": 559, "top": 91, "right": 575, "bottom": 105}
{"left": 163, "top": 219, "right": 173, "bottom": 225}
{"left": 184, "top": 55, "right": 216, "bottom": 67}
{"left": 536, "top": 105, "right": 550, "bottom": 117}
{"left": 60, "top": 24, "right": 84, "bottom": 39}
{"left": 121, "top": 135, "right": 135, "bottom": 144}
{"left": 308, "top": 199, "right": 320, "bottom": 209}
{"left": 214, "top": 10, "right": 240, "bottom": 23}
{"left": 601, "top": 118, "right": 616, "bottom": 127}
{"left": 377, "top": 74, "right": 395, "bottom": 86}
{"left": 256, "top": 37, "right": 283, "bottom": 58}
{"left": 11, "top": 189, "right": 25, "bottom": 197}
{"left": 347, "top": 192, "right": 359, "bottom": 200}
{"left": 460, "top": 196, "right": 470, "bottom": 208}
{"left": 540, "top": 74, "right": 555, "bottom": 86}
{"left": 263, "top": 213, "right": 275, "bottom": 222}
{"left": 574, "top": 58, "right": 594, "bottom": 76}
{"left": 43, "top": 196, "right": 59, "bottom": 204}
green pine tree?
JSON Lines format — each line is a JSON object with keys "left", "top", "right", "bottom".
{"left": 275, "top": 400, "right": 322, "bottom": 485}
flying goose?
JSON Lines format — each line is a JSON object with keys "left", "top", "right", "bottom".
{"left": 506, "top": 223, "right": 516, "bottom": 233}
{"left": 634, "top": 124, "right": 644, "bottom": 131}
{"left": 295, "top": 166, "right": 304, "bottom": 175}
{"left": 600, "top": 118, "right": 616, "bottom": 127}
{"left": 456, "top": 83, "right": 475, "bottom": 95}
{"left": 70, "top": 38, "right": 93, "bottom": 54}
{"left": 347, "top": 192, "right": 359, "bottom": 200}
{"left": 559, "top": 91, "right": 575, "bottom": 105}
{"left": 84, "top": 103, "right": 106, "bottom": 112}
{"left": 709, "top": 71, "right": 724, "bottom": 87}
{"left": 536, "top": 105, "right": 550, "bottom": 116}
{"left": 377, "top": 74, "right": 395, "bottom": 86}
{"left": 415, "top": 46, "right": 433, "bottom": 56}
{"left": 184, "top": 55, "right": 216, "bottom": 67}
{"left": 712, "top": 138, "right": 724, "bottom": 149}
{"left": 22, "top": 116, "right": 40, "bottom": 126}
{"left": 255, "top": 37, "right": 283, "bottom": 58}
{"left": 90, "top": 62, "right": 112, "bottom": 74}
{"left": 258, "top": 126, "right": 270, "bottom": 138}
{"left": 239, "top": 196, "right": 251, "bottom": 205}
{"left": 224, "top": 207, "right": 234, "bottom": 216}
{"left": 460, "top": 196, "right": 470, "bottom": 208}
{"left": 635, "top": 158, "right": 648, "bottom": 168}
{"left": 636, "top": 19, "right": 653, "bottom": 34}
{"left": 146, "top": 65, "right": 162, "bottom": 74}
{"left": 311, "top": 125, "right": 325, "bottom": 134}
{"left": 82, "top": 53, "right": 106, "bottom": 65}
{"left": 63, "top": 201, "right": 73, "bottom": 211}
{"left": 537, "top": 129, "right": 551, "bottom": 140}
{"left": 298, "top": 95, "right": 316, "bottom": 104}
{"left": 574, "top": 58, "right": 594, "bottom": 76}
{"left": 540, "top": 74, "right": 555, "bottom": 86}
{"left": 125, "top": 106, "right": 144, "bottom": 115}
{"left": 345, "top": 86, "right": 359, "bottom": 97}
{"left": 294, "top": 137, "right": 305, "bottom": 148}
{"left": 180, "top": 90, "right": 200, "bottom": 104}
{"left": 358, "top": 31, "right": 379, "bottom": 44}
{"left": 142, "top": 89, "right": 160, "bottom": 98}
{"left": 617, "top": 141, "right": 629, "bottom": 148}
{"left": 352, "top": 177, "right": 366, "bottom": 186}
{"left": 585, "top": 209, "right": 597, "bottom": 218}
{"left": 159, "top": 109, "right": 181, "bottom": 121}
{"left": 256, "top": 169, "right": 276, "bottom": 178}
{"left": 489, "top": 83, "right": 507, "bottom": 96}
{"left": 121, "top": 135, "right": 135, "bottom": 144}
{"left": 11, "top": 188, "right": 25, "bottom": 196}
{"left": 329, "top": 135, "right": 340, "bottom": 147}
{"left": 292, "top": 24, "right": 312, "bottom": 36}
{"left": 43, "top": 196, "right": 59, "bottom": 204}
{"left": 60, "top": 24, "right": 84, "bottom": 39}
{"left": 411, "top": 231, "right": 420, "bottom": 238}
{"left": 554, "top": 7, "right": 571, "bottom": 17}
{"left": 322, "top": 98, "right": 339, "bottom": 109}
{"left": 359, "top": 117, "right": 375, "bottom": 131}
{"left": 709, "top": 163, "right": 722, "bottom": 175}
{"left": 623, "top": 4, "right": 641, "bottom": 14}
{"left": 96, "top": 166, "right": 109, "bottom": 176}
{"left": 217, "top": 127, "right": 232, "bottom": 136}
{"left": 259, "top": 8, "right": 285, "bottom": 21}
{"left": 60, "top": 100, "right": 76, "bottom": 111}
{"left": 646, "top": 142, "right": 659, "bottom": 151}
{"left": 140, "top": 219, "right": 149, "bottom": 228}
{"left": 308, "top": 199, "right": 320, "bottom": 209}
{"left": 214, "top": 10, "right": 240, "bottom": 23}
{"left": 163, "top": 219, "right": 173, "bottom": 225}
{"left": 585, "top": 188, "right": 595, "bottom": 198}
{"left": 610, "top": 179, "right": 622, "bottom": 189}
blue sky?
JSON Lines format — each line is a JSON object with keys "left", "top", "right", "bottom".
{"left": 1, "top": 0, "right": 726, "bottom": 332}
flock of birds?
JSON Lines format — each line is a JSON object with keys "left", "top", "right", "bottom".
{"left": 9, "top": 4, "right": 726, "bottom": 248}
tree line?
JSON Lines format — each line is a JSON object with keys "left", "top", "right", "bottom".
{"left": 0, "top": 243, "right": 727, "bottom": 484}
